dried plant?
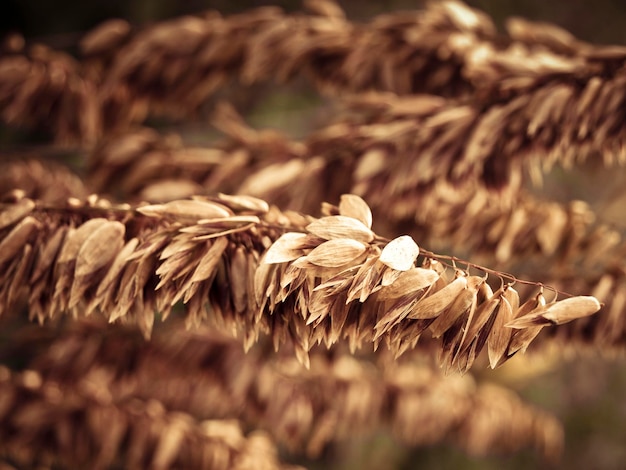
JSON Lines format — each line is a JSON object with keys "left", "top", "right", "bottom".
{"left": 1, "top": 0, "right": 625, "bottom": 468}
{"left": 1, "top": 320, "right": 563, "bottom": 462}
{"left": 0, "top": 44, "right": 100, "bottom": 144}
{"left": 0, "top": 193, "right": 599, "bottom": 369}
{"left": 0, "top": 366, "right": 295, "bottom": 470}
{"left": 4, "top": 0, "right": 626, "bottom": 144}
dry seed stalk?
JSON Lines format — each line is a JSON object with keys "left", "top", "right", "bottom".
{"left": 0, "top": 158, "right": 88, "bottom": 204}
{"left": 80, "top": 0, "right": 626, "bottom": 129}
{"left": 9, "top": 319, "right": 563, "bottom": 461}
{"left": 85, "top": 105, "right": 620, "bottom": 268}
{"left": 0, "top": 366, "right": 295, "bottom": 470}
{"left": 5, "top": 1, "right": 626, "bottom": 144}
{"left": 0, "top": 193, "right": 599, "bottom": 370}
{"left": 0, "top": 44, "right": 100, "bottom": 144}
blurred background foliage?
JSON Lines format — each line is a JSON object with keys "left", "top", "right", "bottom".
{"left": 1, "top": 1, "right": 626, "bottom": 469}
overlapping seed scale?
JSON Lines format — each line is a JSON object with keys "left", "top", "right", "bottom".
{"left": 137, "top": 199, "right": 233, "bottom": 223}
{"left": 306, "top": 215, "right": 374, "bottom": 243}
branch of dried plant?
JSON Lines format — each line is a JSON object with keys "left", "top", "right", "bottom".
{"left": 0, "top": 193, "right": 601, "bottom": 371}
{"left": 80, "top": 0, "right": 626, "bottom": 124}
{"left": 0, "top": 365, "right": 294, "bottom": 470}
{"left": 83, "top": 103, "right": 621, "bottom": 268}
{"left": 9, "top": 319, "right": 564, "bottom": 462}
{"left": 5, "top": 0, "right": 626, "bottom": 145}
{"left": 0, "top": 45, "right": 100, "bottom": 144}
{"left": 0, "top": 158, "right": 87, "bottom": 204}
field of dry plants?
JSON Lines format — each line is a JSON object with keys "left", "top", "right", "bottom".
{"left": 1, "top": 0, "right": 626, "bottom": 468}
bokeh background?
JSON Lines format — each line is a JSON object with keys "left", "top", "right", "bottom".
{"left": 1, "top": 1, "right": 626, "bottom": 469}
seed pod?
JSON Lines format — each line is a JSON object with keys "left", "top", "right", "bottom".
{"left": 507, "top": 293, "right": 547, "bottom": 355}
{"left": 216, "top": 193, "right": 269, "bottom": 213}
{"left": 429, "top": 276, "right": 483, "bottom": 338}
{"left": 263, "top": 232, "right": 309, "bottom": 264}
{"left": 488, "top": 296, "right": 513, "bottom": 369}
{"left": 537, "top": 296, "right": 601, "bottom": 325}
{"left": 338, "top": 194, "right": 373, "bottom": 229}
{"left": 407, "top": 275, "right": 468, "bottom": 320}
{"left": 507, "top": 295, "right": 601, "bottom": 328}
{"left": 457, "top": 282, "right": 498, "bottom": 353}
{"left": 0, "top": 216, "right": 39, "bottom": 264}
{"left": 306, "top": 216, "right": 374, "bottom": 243}
{"left": 137, "top": 199, "right": 232, "bottom": 223}
{"left": 379, "top": 235, "right": 419, "bottom": 271}
{"left": 377, "top": 267, "right": 439, "bottom": 300}
{"left": 0, "top": 198, "right": 35, "bottom": 230}
{"left": 306, "top": 238, "right": 367, "bottom": 268}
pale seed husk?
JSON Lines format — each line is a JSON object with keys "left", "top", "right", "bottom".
{"left": 338, "top": 194, "right": 373, "bottom": 229}
{"left": 379, "top": 235, "right": 420, "bottom": 271}
{"left": 406, "top": 275, "right": 468, "bottom": 320}
{"left": 69, "top": 221, "right": 126, "bottom": 308}
{"left": 457, "top": 283, "right": 500, "bottom": 354}
{"left": 91, "top": 238, "right": 139, "bottom": 308}
{"left": 377, "top": 267, "right": 439, "bottom": 300}
{"left": 488, "top": 296, "right": 513, "bottom": 369}
{"left": 0, "top": 197, "right": 35, "bottom": 230}
{"left": 511, "top": 295, "right": 602, "bottom": 327}
{"left": 0, "top": 215, "right": 40, "bottom": 265}
{"left": 507, "top": 294, "right": 547, "bottom": 355}
{"left": 306, "top": 216, "right": 374, "bottom": 243}
{"left": 137, "top": 199, "right": 232, "bottom": 223}
{"left": 429, "top": 276, "right": 483, "bottom": 338}
{"left": 56, "top": 219, "right": 109, "bottom": 264}
{"left": 229, "top": 246, "right": 249, "bottom": 313}
{"left": 544, "top": 295, "right": 602, "bottom": 323}
{"left": 189, "top": 237, "right": 229, "bottom": 284}
{"left": 263, "top": 232, "right": 308, "bottom": 264}
{"left": 30, "top": 226, "right": 67, "bottom": 283}
{"left": 305, "top": 238, "right": 367, "bottom": 268}
{"left": 74, "top": 221, "right": 126, "bottom": 277}
{"left": 216, "top": 193, "right": 270, "bottom": 214}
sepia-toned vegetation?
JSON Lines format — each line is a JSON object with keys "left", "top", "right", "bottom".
{"left": 0, "top": 1, "right": 625, "bottom": 468}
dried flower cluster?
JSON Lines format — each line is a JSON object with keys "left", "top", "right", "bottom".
{"left": 0, "top": 0, "right": 624, "bottom": 468}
